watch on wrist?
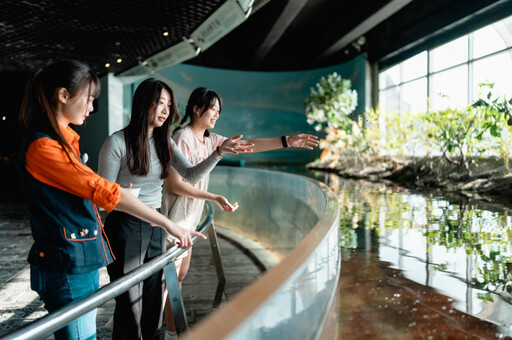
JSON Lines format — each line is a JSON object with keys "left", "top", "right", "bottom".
{"left": 216, "top": 146, "right": 224, "bottom": 157}
{"left": 281, "top": 135, "right": 289, "bottom": 148}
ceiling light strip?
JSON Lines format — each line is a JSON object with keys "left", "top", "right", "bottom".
{"left": 117, "top": 0, "right": 253, "bottom": 79}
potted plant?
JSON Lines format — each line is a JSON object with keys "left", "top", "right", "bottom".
{"left": 305, "top": 72, "right": 358, "bottom": 163}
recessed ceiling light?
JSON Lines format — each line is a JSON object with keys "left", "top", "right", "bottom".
{"left": 116, "top": 58, "right": 122, "bottom": 63}
{"left": 105, "top": 63, "right": 111, "bottom": 68}
{"left": 163, "top": 31, "right": 169, "bottom": 37}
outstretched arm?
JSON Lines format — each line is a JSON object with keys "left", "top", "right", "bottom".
{"left": 166, "top": 168, "right": 235, "bottom": 212}
{"left": 240, "top": 133, "right": 319, "bottom": 153}
{"left": 171, "top": 139, "right": 220, "bottom": 185}
{"left": 172, "top": 135, "right": 254, "bottom": 184}
{"left": 217, "top": 134, "right": 254, "bottom": 155}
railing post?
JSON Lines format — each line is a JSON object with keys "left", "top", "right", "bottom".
{"left": 163, "top": 260, "right": 189, "bottom": 335}
{"left": 208, "top": 220, "right": 227, "bottom": 307}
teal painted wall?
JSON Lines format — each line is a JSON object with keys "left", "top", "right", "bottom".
{"left": 124, "top": 55, "right": 367, "bottom": 164}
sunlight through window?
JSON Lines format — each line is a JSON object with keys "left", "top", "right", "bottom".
{"left": 473, "top": 17, "right": 512, "bottom": 59}
{"left": 430, "top": 36, "right": 468, "bottom": 73}
{"left": 379, "top": 14, "right": 512, "bottom": 115}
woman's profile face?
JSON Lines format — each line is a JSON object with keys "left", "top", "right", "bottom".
{"left": 148, "top": 88, "right": 171, "bottom": 130}
{"left": 59, "top": 86, "right": 96, "bottom": 126}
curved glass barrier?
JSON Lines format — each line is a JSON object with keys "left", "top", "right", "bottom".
{"left": 183, "top": 167, "right": 340, "bottom": 340}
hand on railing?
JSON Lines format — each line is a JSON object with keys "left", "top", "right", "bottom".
{"left": 1, "top": 202, "right": 216, "bottom": 340}
{"left": 171, "top": 226, "right": 207, "bottom": 249}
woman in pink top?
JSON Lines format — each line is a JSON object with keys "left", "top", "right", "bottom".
{"left": 161, "top": 87, "right": 318, "bottom": 339}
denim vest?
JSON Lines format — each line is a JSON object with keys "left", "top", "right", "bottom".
{"left": 17, "top": 132, "right": 114, "bottom": 274}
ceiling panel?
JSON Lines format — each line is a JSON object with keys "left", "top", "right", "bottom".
{"left": 1, "top": 0, "right": 511, "bottom": 75}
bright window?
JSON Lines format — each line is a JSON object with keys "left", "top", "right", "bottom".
{"left": 379, "top": 87, "right": 400, "bottom": 113}
{"left": 473, "top": 16, "right": 512, "bottom": 59}
{"left": 431, "top": 65, "right": 468, "bottom": 111}
{"left": 379, "top": 14, "right": 512, "bottom": 115}
{"left": 402, "top": 52, "right": 427, "bottom": 82}
{"left": 430, "top": 36, "right": 468, "bottom": 72}
{"left": 401, "top": 78, "right": 427, "bottom": 114}
{"left": 379, "top": 65, "right": 400, "bottom": 89}
{"left": 472, "top": 50, "right": 512, "bottom": 100}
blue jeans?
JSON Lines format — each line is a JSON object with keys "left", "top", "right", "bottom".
{"left": 30, "top": 265, "right": 99, "bottom": 340}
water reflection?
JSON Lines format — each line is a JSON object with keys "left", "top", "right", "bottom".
{"left": 326, "top": 174, "right": 512, "bottom": 338}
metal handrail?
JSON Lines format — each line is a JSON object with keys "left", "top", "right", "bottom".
{"left": 0, "top": 203, "right": 214, "bottom": 340}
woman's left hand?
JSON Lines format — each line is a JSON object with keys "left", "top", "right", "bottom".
{"left": 288, "top": 134, "right": 319, "bottom": 149}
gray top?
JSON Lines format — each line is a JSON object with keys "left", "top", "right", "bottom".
{"left": 98, "top": 131, "right": 220, "bottom": 208}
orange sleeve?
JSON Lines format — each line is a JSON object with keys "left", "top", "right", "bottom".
{"left": 25, "top": 137, "right": 121, "bottom": 212}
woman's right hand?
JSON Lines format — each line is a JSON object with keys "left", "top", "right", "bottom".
{"left": 167, "top": 223, "right": 207, "bottom": 249}
{"left": 219, "top": 135, "right": 254, "bottom": 155}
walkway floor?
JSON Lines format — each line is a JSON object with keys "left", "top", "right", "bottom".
{"left": 0, "top": 200, "right": 263, "bottom": 339}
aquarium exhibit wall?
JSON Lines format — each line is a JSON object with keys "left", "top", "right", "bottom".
{"left": 123, "top": 55, "right": 367, "bottom": 165}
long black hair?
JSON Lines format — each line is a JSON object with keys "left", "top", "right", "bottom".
{"left": 124, "top": 78, "right": 178, "bottom": 178}
{"left": 19, "top": 60, "right": 100, "bottom": 164}
{"left": 174, "top": 87, "right": 222, "bottom": 137}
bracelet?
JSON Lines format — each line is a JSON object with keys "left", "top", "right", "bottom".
{"left": 216, "top": 146, "right": 224, "bottom": 157}
{"left": 281, "top": 135, "right": 289, "bottom": 148}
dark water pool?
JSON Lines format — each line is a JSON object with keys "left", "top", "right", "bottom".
{"left": 324, "top": 174, "right": 512, "bottom": 339}
{"left": 237, "top": 165, "right": 512, "bottom": 338}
